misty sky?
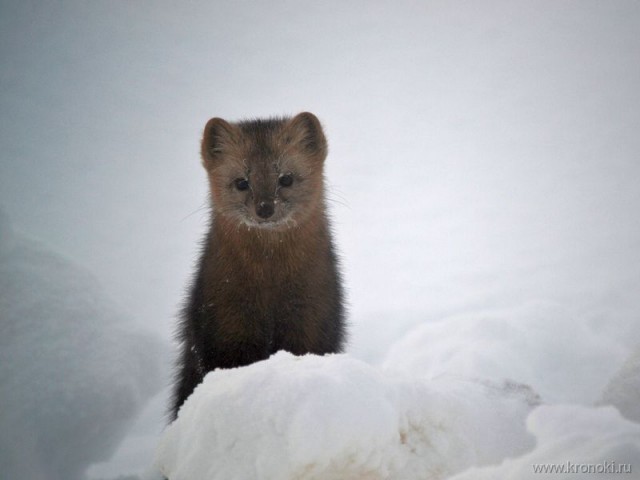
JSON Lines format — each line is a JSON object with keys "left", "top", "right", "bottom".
{"left": 2, "top": 1, "right": 640, "bottom": 343}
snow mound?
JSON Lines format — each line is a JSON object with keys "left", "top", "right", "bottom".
{"left": 382, "top": 302, "right": 629, "bottom": 404}
{"left": 157, "top": 352, "right": 536, "bottom": 480}
{"left": 450, "top": 404, "right": 640, "bottom": 479}
{"left": 600, "top": 348, "right": 640, "bottom": 423}
{"left": 0, "top": 210, "right": 165, "bottom": 480}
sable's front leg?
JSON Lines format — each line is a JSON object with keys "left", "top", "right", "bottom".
{"left": 170, "top": 345, "right": 204, "bottom": 421}
{"left": 200, "top": 338, "right": 272, "bottom": 371}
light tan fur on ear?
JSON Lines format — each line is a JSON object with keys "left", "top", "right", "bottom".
{"left": 201, "top": 117, "right": 239, "bottom": 168}
{"left": 284, "top": 112, "right": 328, "bottom": 160}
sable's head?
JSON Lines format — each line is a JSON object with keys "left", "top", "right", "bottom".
{"left": 201, "top": 112, "right": 327, "bottom": 230}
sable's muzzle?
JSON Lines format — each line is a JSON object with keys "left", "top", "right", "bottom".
{"left": 256, "top": 201, "right": 275, "bottom": 219}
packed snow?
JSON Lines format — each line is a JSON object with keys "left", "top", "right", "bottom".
{"left": 450, "top": 405, "right": 640, "bottom": 480}
{"left": 0, "top": 209, "right": 166, "bottom": 480}
{"left": 600, "top": 348, "right": 640, "bottom": 424}
{"left": 1, "top": 1, "right": 639, "bottom": 479}
{"left": 382, "top": 302, "right": 630, "bottom": 404}
{"left": 157, "top": 352, "right": 537, "bottom": 480}
{"left": 157, "top": 349, "right": 640, "bottom": 480}
{"left": 154, "top": 302, "right": 640, "bottom": 480}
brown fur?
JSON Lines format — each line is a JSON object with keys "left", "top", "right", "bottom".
{"left": 170, "top": 113, "right": 345, "bottom": 419}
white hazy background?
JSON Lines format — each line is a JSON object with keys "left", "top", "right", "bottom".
{"left": 1, "top": 1, "right": 639, "bottom": 478}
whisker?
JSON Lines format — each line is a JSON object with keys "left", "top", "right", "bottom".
{"left": 180, "top": 200, "right": 210, "bottom": 222}
{"left": 325, "top": 185, "right": 350, "bottom": 209}
{"left": 326, "top": 194, "right": 350, "bottom": 209}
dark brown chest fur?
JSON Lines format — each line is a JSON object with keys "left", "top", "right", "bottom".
{"left": 171, "top": 212, "right": 345, "bottom": 419}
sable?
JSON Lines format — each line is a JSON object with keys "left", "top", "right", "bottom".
{"left": 170, "top": 112, "right": 346, "bottom": 420}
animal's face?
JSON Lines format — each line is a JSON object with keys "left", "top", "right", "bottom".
{"left": 201, "top": 113, "right": 327, "bottom": 230}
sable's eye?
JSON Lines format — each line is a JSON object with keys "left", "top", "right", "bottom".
{"left": 279, "top": 174, "right": 294, "bottom": 187}
{"left": 234, "top": 178, "right": 249, "bottom": 191}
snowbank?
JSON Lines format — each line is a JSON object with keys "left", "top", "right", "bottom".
{"left": 157, "top": 339, "right": 640, "bottom": 480}
{"left": 0, "top": 210, "right": 165, "bottom": 480}
{"left": 157, "top": 352, "right": 536, "bottom": 480}
{"left": 450, "top": 405, "right": 640, "bottom": 479}
{"left": 600, "top": 348, "right": 640, "bottom": 424}
{"left": 382, "top": 302, "right": 630, "bottom": 404}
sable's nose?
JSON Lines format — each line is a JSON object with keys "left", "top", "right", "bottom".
{"left": 256, "top": 201, "right": 274, "bottom": 219}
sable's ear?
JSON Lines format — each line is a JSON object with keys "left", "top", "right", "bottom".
{"left": 285, "top": 112, "right": 327, "bottom": 160}
{"left": 201, "top": 117, "right": 237, "bottom": 168}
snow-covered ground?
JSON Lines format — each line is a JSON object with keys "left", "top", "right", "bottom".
{"left": 450, "top": 404, "right": 639, "bottom": 480}
{"left": 0, "top": 209, "right": 166, "bottom": 479}
{"left": 158, "top": 352, "right": 539, "bottom": 480}
{"left": 157, "top": 325, "right": 640, "bottom": 480}
{"left": 1, "top": 1, "right": 639, "bottom": 479}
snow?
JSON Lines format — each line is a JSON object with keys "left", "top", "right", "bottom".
{"left": 382, "top": 302, "right": 629, "bottom": 404}
{"left": 600, "top": 348, "right": 640, "bottom": 424}
{"left": 156, "top": 352, "right": 536, "bottom": 480}
{"left": 450, "top": 405, "right": 640, "bottom": 480}
{"left": 155, "top": 307, "right": 640, "bottom": 480}
{"left": 0, "top": 209, "right": 166, "bottom": 480}
{"left": 1, "top": 1, "right": 639, "bottom": 479}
